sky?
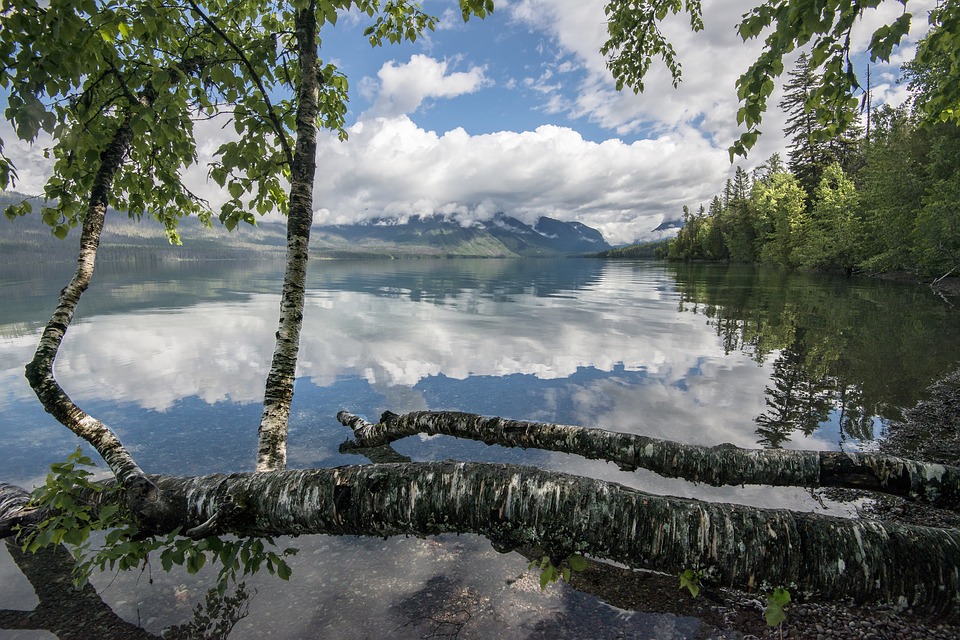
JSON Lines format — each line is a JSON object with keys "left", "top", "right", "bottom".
{"left": 1, "top": 0, "right": 936, "bottom": 245}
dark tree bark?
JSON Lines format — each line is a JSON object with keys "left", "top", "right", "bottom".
{"left": 338, "top": 410, "right": 960, "bottom": 508}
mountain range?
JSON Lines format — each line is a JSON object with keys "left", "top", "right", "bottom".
{"left": 1, "top": 192, "right": 611, "bottom": 261}
{"left": 314, "top": 213, "right": 610, "bottom": 258}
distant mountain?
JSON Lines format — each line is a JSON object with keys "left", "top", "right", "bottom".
{"left": 652, "top": 217, "right": 684, "bottom": 233}
{"left": 1, "top": 194, "right": 609, "bottom": 261}
{"left": 312, "top": 213, "right": 610, "bottom": 258}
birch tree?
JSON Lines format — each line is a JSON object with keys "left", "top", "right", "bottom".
{"left": 4, "top": 0, "right": 960, "bottom": 625}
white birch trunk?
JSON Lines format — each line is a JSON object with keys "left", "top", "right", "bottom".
{"left": 23, "top": 118, "right": 156, "bottom": 510}
{"left": 256, "top": 4, "right": 320, "bottom": 472}
{"left": 338, "top": 410, "right": 960, "bottom": 507}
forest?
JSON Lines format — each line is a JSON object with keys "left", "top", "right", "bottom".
{"left": 666, "top": 52, "right": 960, "bottom": 283}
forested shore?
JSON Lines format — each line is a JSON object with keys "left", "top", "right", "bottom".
{"left": 663, "top": 54, "right": 959, "bottom": 284}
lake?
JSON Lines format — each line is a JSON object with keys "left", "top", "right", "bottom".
{"left": 1, "top": 257, "right": 958, "bottom": 638}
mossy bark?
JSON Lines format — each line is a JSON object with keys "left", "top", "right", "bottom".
{"left": 339, "top": 410, "right": 960, "bottom": 507}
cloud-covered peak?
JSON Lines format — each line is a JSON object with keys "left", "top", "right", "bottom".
{"left": 312, "top": 114, "right": 729, "bottom": 244}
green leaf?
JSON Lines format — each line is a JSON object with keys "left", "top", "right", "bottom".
{"left": 567, "top": 554, "right": 588, "bottom": 572}
{"left": 679, "top": 569, "right": 701, "bottom": 598}
{"left": 186, "top": 551, "right": 207, "bottom": 574}
{"left": 765, "top": 587, "right": 791, "bottom": 626}
{"left": 539, "top": 567, "right": 551, "bottom": 590}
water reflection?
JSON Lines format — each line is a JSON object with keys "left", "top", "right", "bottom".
{"left": 669, "top": 263, "right": 960, "bottom": 448}
{"left": 3, "top": 258, "right": 959, "bottom": 638}
{"left": 3, "top": 259, "right": 958, "bottom": 484}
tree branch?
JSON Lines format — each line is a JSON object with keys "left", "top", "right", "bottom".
{"left": 337, "top": 410, "right": 960, "bottom": 508}
{"left": 185, "top": 0, "right": 294, "bottom": 167}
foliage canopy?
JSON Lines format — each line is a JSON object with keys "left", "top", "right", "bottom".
{"left": 602, "top": 0, "right": 956, "bottom": 158}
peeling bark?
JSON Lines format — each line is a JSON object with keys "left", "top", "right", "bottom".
{"left": 23, "top": 117, "right": 157, "bottom": 512}
{"left": 5, "top": 464, "right": 959, "bottom": 613}
{"left": 0, "top": 483, "right": 39, "bottom": 538}
{"left": 338, "top": 410, "right": 960, "bottom": 508}
{"left": 256, "top": 4, "right": 319, "bottom": 473}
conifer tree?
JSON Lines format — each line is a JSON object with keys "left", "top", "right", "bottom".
{"left": 780, "top": 54, "right": 861, "bottom": 197}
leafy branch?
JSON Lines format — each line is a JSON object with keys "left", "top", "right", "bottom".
{"left": 18, "top": 448, "right": 297, "bottom": 593}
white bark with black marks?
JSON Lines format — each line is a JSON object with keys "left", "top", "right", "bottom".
{"left": 338, "top": 410, "right": 960, "bottom": 507}
{"left": 22, "top": 117, "right": 158, "bottom": 513}
{"left": 5, "top": 463, "right": 959, "bottom": 614}
{"left": 256, "top": 3, "right": 320, "bottom": 473}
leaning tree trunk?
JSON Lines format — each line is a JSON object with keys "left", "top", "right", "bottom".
{"left": 5, "top": 460, "right": 959, "bottom": 614}
{"left": 256, "top": 2, "right": 320, "bottom": 473}
{"left": 23, "top": 116, "right": 157, "bottom": 514}
{"left": 338, "top": 411, "right": 960, "bottom": 507}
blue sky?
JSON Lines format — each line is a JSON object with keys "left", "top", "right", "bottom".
{"left": 2, "top": 0, "right": 933, "bottom": 244}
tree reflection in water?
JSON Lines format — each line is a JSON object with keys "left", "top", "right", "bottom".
{"left": 0, "top": 539, "right": 251, "bottom": 640}
{"left": 670, "top": 263, "right": 960, "bottom": 448}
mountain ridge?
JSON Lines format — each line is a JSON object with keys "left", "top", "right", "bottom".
{"left": 1, "top": 192, "right": 610, "bottom": 261}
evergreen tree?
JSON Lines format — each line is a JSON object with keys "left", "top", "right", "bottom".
{"left": 780, "top": 54, "right": 861, "bottom": 198}
{"left": 753, "top": 171, "right": 808, "bottom": 268}
{"left": 912, "top": 121, "right": 960, "bottom": 277}
{"left": 797, "top": 163, "right": 862, "bottom": 272}
{"left": 858, "top": 106, "right": 927, "bottom": 272}
{"left": 722, "top": 168, "right": 759, "bottom": 263}
{"left": 700, "top": 204, "right": 728, "bottom": 260}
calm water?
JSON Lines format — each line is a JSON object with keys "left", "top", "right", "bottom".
{"left": 1, "top": 258, "right": 958, "bottom": 639}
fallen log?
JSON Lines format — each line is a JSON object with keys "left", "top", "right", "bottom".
{"left": 338, "top": 410, "right": 960, "bottom": 508}
{"left": 6, "top": 460, "right": 959, "bottom": 614}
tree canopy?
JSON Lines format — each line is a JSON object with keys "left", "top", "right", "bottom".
{"left": 602, "top": 0, "right": 958, "bottom": 158}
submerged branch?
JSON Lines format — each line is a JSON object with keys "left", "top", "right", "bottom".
{"left": 337, "top": 410, "right": 960, "bottom": 508}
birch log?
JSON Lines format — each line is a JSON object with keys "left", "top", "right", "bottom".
{"left": 7, "top": 463, "right": 958, "bottom": 613}
{"left": 338, "top": 410, "right": 960, "bottom": 507}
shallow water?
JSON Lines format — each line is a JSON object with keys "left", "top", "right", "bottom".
{"left": 1, "top": 257, "right": 957, "bottom": 638}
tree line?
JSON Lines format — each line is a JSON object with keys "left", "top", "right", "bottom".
{"left": 667, "top": 52, "right": 960, "bottom": 281}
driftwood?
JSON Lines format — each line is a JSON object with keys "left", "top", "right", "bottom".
{"left": 337, "top": 410, "right": 960, "bottom": 508}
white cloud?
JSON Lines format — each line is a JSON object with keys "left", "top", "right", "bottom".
{"left": 4, "top": 1, "right": 936, "bottom": 248}
{"left": 505, "top": 0, "right": 933, "bottom": 158}
{"left": 0, "top": 120, "right": 54, "bottom": 196}
{"left": 368, "top": 54, "right": 490, "bottom": 118}
{"left": 310, "top": 115, "right": 729, "bottom": 244}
